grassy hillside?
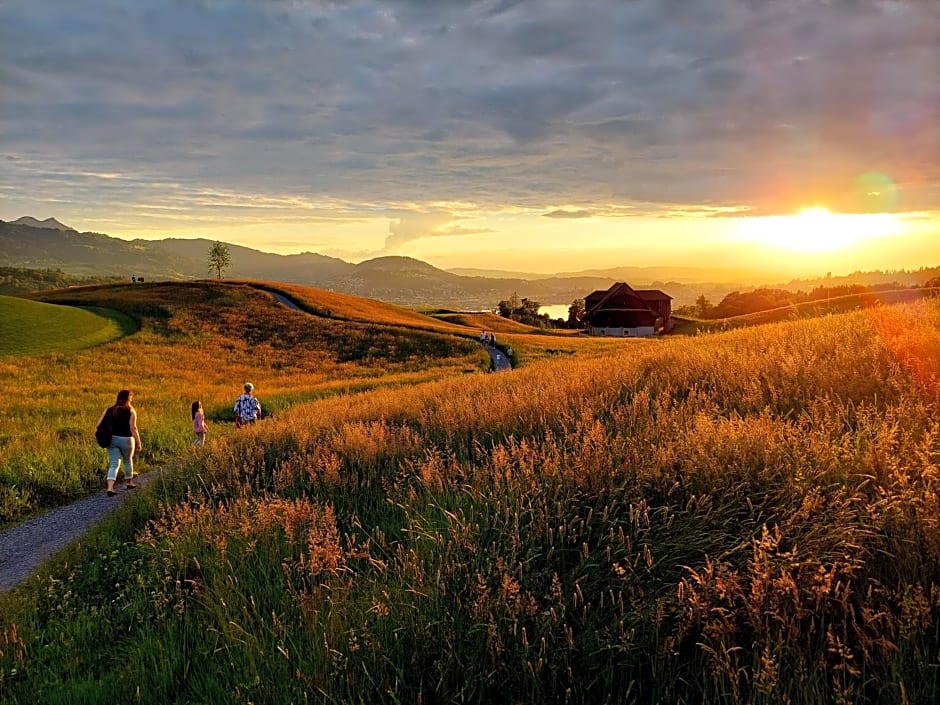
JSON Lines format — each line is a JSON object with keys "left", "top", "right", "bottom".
{"left": 429, "top": 309, "right": 565, "bottom": 335}
{"left": 0, "top": 295, "right": 135, "bottom": 356}
{"left": 1, "top": 297, "right": 938, "bottom": 703}
{"left": 672, "top": 287, "right": 938, "bottom": 334}
{"left": 0, "top": 281, "right": 488, "bottom": 526}
{"left": 252, "top": 280, "right": 473, "bottom": 334}
{"left": 0, "top": 266, "right": 125, "bottom": 295}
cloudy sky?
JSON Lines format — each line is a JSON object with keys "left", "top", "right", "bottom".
{"left": 1, "top": 0, "right": 937, "bottom": 275}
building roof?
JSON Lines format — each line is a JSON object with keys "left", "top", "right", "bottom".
{"left": 584, "top": 282, "right": 644, "bottom": 317}
{"left": 635, "top": 289, "right": 673, "bottom": 301}
{"left": 582, "top": 281, "right": 671, "bottom": 328}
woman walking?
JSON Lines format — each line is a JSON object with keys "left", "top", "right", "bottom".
{"left": 96, "top": 389, "right": 143, "bottom": 496}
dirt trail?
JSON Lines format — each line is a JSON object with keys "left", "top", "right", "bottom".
{"left": 0, "top": 290, "right": 508, "bottom": 595}
{"left": 486, "top": 343, "right": 512, "bottom": 371}
{"left": 0, "top": 469, "right": 162, "bottom": 594}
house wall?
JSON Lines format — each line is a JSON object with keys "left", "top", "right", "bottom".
{"left": 589, "top": 325, "right": 656, "bottom": 338}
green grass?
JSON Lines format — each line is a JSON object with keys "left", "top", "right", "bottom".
{"left": 0, "top": 281, "right": 489, "bottom": 527}
{"left": 0, "top": 295, "right": 135, "bottom": 356}
{"left": 1, "top": 288, "right": 939, "bottom": 704}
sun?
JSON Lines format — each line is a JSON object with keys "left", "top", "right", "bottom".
{"left": 735, "top": 207, "right": 903, "bottom": 253}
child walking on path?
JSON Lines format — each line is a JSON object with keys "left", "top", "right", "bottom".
{"left": 192, "top": 400, "right": 207, "bottom": 446}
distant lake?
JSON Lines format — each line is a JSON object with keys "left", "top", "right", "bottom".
{"left": 539, "top": 304, "right": 571, "bottom": 321}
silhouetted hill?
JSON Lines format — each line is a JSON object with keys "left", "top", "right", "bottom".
{"left": 446, "top": 267, "right": 554, "bottom": 280}
{"left": 329, "top": 256, "right": 519, "bottom": 308}
{"left": 331, "top": 256, "right": 646, "bottom": 309}
{"left": 151, "top": 238, "right": 353, "bottom": 284}
{"left": 0, "top": 221, "right": 775, "bottom": 308}
{"left": 4, "top": 218, "right": 933, "bottom": 309}
{"left": 12, "top": 216, "right": 75, "bottom": 231}
{"left": 0, "top": 221, "right": 198, "bottom": 278}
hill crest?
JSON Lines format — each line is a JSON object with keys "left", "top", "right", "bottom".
{"left": 3, "top": 218, "right": 937, "bottom": 310}
{"left": 12, "top": 216, "right": 75, "bottom": 231}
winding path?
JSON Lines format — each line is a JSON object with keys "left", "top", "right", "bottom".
{"left": 0, "top": 468, "right": 163, "bottom": 594}
{"left": 0, "top": 290, "right": 511, "bottom": 595}
{"left": 486, "top": 344, "right": 512, "bottom": 371}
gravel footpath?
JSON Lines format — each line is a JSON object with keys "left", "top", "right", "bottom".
{"left": 486, "top": 344, "right": 512, "bottom": 371}
{"left": 0, "top": 292, "right": 502, "bottom": 595}
{"left": 0, "top": 292, "right": 291, "bottom": 596}
{"left": 0, "top": 469, "right": 162, "bottom": 594}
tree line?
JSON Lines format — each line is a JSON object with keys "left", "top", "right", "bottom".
{"left": 496, "top": 292, "right": 585, "bottom": 329}
{"left": 676, "top": 280, "right": 940, "bottom": 320}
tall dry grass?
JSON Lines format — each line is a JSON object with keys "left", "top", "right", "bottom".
{"left": 0, "top": 281, "right": 486, "bottom": 525}
{"left": 2, "top": 297, "right": 939, "bottom": 704}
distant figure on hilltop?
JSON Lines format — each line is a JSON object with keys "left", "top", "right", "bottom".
{"left": 234, "top": 383, "right": 262, "bottom": 427}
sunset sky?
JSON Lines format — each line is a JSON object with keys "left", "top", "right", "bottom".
{"left": 1, "top": 0, "right": 937, "bottom": 277}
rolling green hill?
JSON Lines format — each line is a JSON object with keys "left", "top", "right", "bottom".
{"left": 0, "top": 295, "right": 135, "bottom": 356}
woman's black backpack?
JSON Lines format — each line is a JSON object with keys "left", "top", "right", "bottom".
{"left": 95, "top": 407, "right": 113, "bottom": 448}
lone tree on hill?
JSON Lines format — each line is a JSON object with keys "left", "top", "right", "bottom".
{"left": 207, "top": 241, "right": 231, "bottom": 280}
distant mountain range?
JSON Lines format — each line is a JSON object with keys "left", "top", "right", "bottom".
{"left": 2, "top": 218, "right": 934, "bottom": 309}
{"left": 10, "top": 216, "right": 76, "bottom": 231}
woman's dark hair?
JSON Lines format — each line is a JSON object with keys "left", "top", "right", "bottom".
{"left": 114, "top": 389, "right": 133, "bottom": 409}
{"left": 191, "top": 400, "right": 201, "bottom": 419}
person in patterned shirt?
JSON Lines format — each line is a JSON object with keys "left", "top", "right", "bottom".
{"left": 233, "top": 382, "right": 262, "bottom": 427}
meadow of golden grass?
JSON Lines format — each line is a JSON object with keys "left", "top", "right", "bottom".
{"left": 247, "top": 279, "right": 473, "bottom": 334}
{"left": 0, "top": 281, "right": 488, "bottom": 525}
{"left": 430, "top": 310, "right": 559, "bottom": 335}
{"left": 1, "top": 287, "right": 939, "bottom": 704}
{"left": 677, "top": 287, "right": 938, "bottom": 334}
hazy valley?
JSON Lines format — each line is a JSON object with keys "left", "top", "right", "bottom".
{"left": 5, "top": 217, "right": 935, "bottom": 311}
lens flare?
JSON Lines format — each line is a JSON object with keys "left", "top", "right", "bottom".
{"left": 854, "top": 171, "right": 899, "bottom": 212}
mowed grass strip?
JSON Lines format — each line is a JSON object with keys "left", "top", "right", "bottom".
{"left": 0, "top": 295, "right": 135, "bottom": 356}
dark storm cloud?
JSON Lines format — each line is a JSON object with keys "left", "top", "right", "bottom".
{"left": 1, "top": 0, "right": 937, "bottom": 226}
